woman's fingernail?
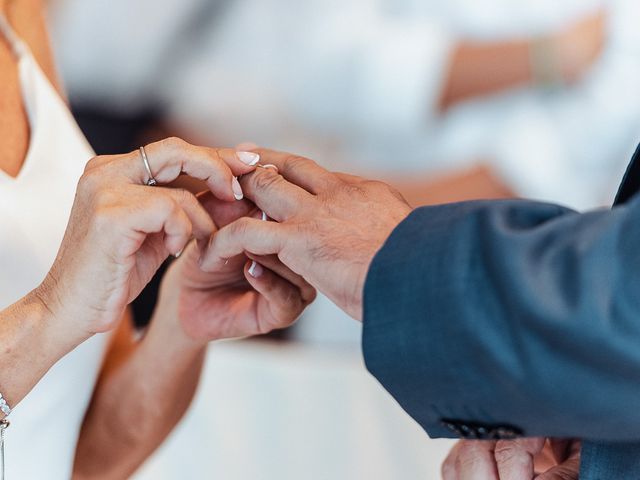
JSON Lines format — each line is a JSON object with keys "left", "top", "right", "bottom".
{"left": 261, "top": 164, "right": 278, "bottom": 172}
{"left": 261, "top": 211, "right": 268, "bottom": 221}
{"left": 232, "top": 177, "right": 244, "bottom": 200}
{"left": 237, "top": 151, "right": 260, "bottom": 166}
{"left": 248, "top": 261, "right": 264, "bottom": 278}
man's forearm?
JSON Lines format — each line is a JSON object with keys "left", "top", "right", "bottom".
{"left": 73, "top": 307, "right": 206, "bottom": 480}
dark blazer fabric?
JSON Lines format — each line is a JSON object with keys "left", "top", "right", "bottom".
{"left": 362, "top": 146, "right": 640, "bottom": 478}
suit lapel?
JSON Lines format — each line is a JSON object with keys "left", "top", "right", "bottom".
{"left": 614, "top": 144, "right": 640, "bottom": 206}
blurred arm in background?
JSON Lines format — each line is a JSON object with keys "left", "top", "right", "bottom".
{"left": 49, "top": 0, "right": 607, "bottom": 208}
{"left": 439, "top": 10, "right": 605, "bottom": 111}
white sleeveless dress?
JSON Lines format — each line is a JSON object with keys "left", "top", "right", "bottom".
{"left": 0, "top": 14, "right": 109, "bottom": 479}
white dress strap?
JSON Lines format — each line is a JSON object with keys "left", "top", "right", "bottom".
{"left": 0, "top": 12, "right": 28, "bottom": 59}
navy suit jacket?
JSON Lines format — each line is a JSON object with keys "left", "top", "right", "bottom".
{"left": 363, "top": 146, "right": 640, "bottom": 478}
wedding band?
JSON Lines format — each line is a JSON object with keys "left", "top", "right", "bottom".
{"left": 139, "top": 146, "right": 157, "bottom": 186}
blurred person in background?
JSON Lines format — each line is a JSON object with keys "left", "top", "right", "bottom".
{"left": 50, "top": 0, "right": 620, "bottom": 210}
{"left": 0, "top": 1, "right": 314, "bottom": 478}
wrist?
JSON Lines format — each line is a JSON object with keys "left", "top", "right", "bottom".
{"left": 148, "top": 270, "right": 210, "bottom": 352}
{"left": 22, "top": 287, "right": 90, "bottom": 360}
{"left": 31, "top": 278, "right": 91, "bottom": 348}
{"left": 529, "top": 35, "right": 565, "bottom": 89}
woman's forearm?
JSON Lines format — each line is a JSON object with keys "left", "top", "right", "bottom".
{"left": 0, "top": 288, "right": 88, "bottom": 408}
{"left": 72, "top": 303, "right": 207, "bottom": 480}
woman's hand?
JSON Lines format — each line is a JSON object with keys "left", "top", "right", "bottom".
{"left": 37, "top": 138, "right": 260, "bottom": 338}
{"left": 442, "top": 438, "right": 581, "bottom": 480}
{"left": 159, "top": 191, "right": 316, "bottom": 344}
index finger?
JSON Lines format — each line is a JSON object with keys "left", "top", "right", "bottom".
{"left": 252, "top": 148, "right": 341, "bottom": 194}
{"left": 96, "top": 138, "right": 260, "bottom": 202}
{"left": 199, "top": 217, "right": 288, "bottom": 272}
{"left": 495, "top": 438, "right": 545, "bottom": 480}
{"left": 450, "top": 440, "right": 499, "bottom": 480}
{"left": 239, "top": 166, "right": 314, "bottom": 222}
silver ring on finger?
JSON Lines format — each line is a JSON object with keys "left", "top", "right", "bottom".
{"left": 139, "top": 146, "right": 157, "bottom": 186}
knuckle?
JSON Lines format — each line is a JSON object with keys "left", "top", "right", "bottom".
{"left": 92, "top": 187, "right": 117, "bottom": 209}
{"left": 154, "top": 194, "right": 177, "bottom": 215}
{"left": 83, "top": 156, "right": 101, "bottom": 174}
{"left": 363, "top": 179, "right": 391, "bottom": 193}
{"left": 441, "top": 456, "right": 457, "bottom": 479}
{"left": 272, "top": 301, "right": 303, "bottom": 330}
{"left": 91, "top": 205, "right": 118, "bottom": 232}
{"left": 456, "top": 441, "right": 492, "bottom": 470}
{"left": 550, "top": 467, "right": 578, "bottom": 480}
{"left": 78, "top": 168, "right": 102, "bottom": 193}
{"left": 172, "top": 188, "right": 194, "bottom": 206}
{"left": 210, "top": 147, "right": 226, "bottom": 164}
{"left": 251, "top": 169, "right": 283, "bottom": 193}
{"left": 303, "top": 286, "right": 317, "bottom": 304}
{"left": 339, "top": 182, "right": 366, "bottom": 199}
{"left": 229, "top": 217, "right": 250, "bottom": 237}
{"left": 364, "top": 179, "right": 407, "bottom": 202}
{"left": 206, "top": 230, "right": 220, "bottom": 252}
{"left": 281, "top": 154, "right": 310, "bottom": 171}
{"left": 160, "top": 136, "right": 188, "bottom": 152}
{"left": 494, "top": 441, "right": 521, "bottom": 465}
{"left": 180, "top": 219, "right": 193, "bottom": 237}
{"left": 458, "top": 440, "right": 483, "bottom": 456}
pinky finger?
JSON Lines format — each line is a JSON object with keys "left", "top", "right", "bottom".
{"left": 247, "top": 254, "right": 316, "bottom": 304}
{"left": 244, "top": 261, "right": 305, "bottom": 331}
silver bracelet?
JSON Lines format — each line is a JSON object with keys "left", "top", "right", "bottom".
{"left": 530, "top": 36, "right": 565, "bottom": 90}
{"left": 0, "top": 394, "right": 11, "bottom": 419}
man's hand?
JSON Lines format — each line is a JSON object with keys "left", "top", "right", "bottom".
{"left": 442, "top": 438, "right": 581, "bottom": 480}
{"left": 159, "top": 191, "right": 316, "bottom": 343}
{"left": 199, "top": 149, "right": 412, "bottom": 320}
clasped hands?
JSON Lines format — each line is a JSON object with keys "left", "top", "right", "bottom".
{"left": 166, "top": 146, "right": 413, "bottom": 343}
{"left": 39, "top": 138, "right": 580, "bottom": 478}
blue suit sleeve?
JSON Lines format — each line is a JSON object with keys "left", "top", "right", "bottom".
{"left": 363, "top": 197, "right": 640, "bottom": 440}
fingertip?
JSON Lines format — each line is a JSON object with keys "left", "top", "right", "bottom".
{"left": 165, "top": 235, "right": 189, "bottom": 258}
{"left": 232, "top": 177, "right": 244, "bottom": 201}
{"left": 236, "top": 151, "right": 261, "bottom": 167}
{"left": 203, "top": 177, "right": 236, "bottom": 202}
{"left": 247, "top": 260, "right": 264, "bottom": 278}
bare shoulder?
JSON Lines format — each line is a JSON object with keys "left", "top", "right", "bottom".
{"left": 8, "top": 0, "right": 63, "bottom": 91}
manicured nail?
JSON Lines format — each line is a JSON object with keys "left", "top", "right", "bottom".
{"left": 261, "top": 164, "right": 278, "bottom": 172}
{"left": 261, "top": 211, "right": 268, "bottom": 221}
{"left": 232, "top": 177, "right": 243, "bottom": 200}
{"left": 237, "top": 151, "right": 260, "bottom": 166}
{"left": 248, "top": 261, "right": 264, "bottom": 278}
